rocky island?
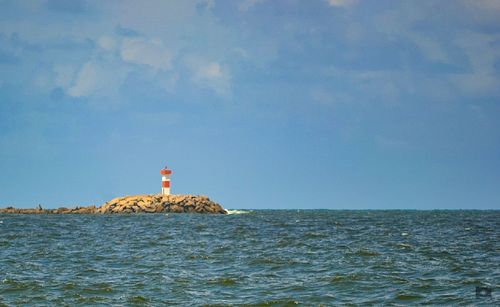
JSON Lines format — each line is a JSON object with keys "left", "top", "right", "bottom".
{"left": 0, "top": 194, "right": 227, "bottom": 214}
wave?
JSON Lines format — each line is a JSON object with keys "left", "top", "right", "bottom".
{"left": 226, "top": 209, "right": 252, "bottom": 215}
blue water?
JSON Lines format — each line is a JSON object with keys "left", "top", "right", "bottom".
{"left": 0, "top": 210, "right": 498, "bottom": 305}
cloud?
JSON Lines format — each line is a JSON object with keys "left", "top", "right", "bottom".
{"left": 239, "top": 0, "right": 266, "bottom": 12}
{"left": 448, "top": 30, "right": 500, "bottom": 97}
{"left": 327, "top": 0, "right": 358, "bottom": 8}
{"left": 1, "top": 1, "right": 238, "bottom": 101}
{"left": 369, "top": 2, "right": 500, "bottom": 100}
{"left": 409, "top": 34, "right": 449, "bottom": 63}
{"left": 462, "top": 0, "right": 500, "bottom": 11}
{"left": 120, "top": 37, "right": 172, "bottom": 71}
{"left": 67, "top": 62, "right": 99, "bottom": 97}
{"left": 67, "top": 60, "right": 127, "bottom": 98}
{"left": 188, "top": 59, "right": 231, "bottom": 96}
{"left": 198, "top": 62, "right": 224, "bottom": 79}
{"left": 65, "top": 34, "right": 176, "bottom": 99}
{"left": 97, "top": 36, "right": 116, "bottom": 51}
{"left": 4, "top": 0, "right": 499, "bottom": 107}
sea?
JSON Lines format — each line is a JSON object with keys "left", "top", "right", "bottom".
{"left": 0, "top": 210, "right": 498, "bottom": 306}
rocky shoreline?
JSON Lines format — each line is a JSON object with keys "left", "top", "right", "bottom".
{"left": 0, "top": 194, "right": 227, "bottom": 214}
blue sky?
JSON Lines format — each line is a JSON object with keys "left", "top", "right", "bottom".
{"left": 1, "top": 0, "right": 499, "bottom": 209}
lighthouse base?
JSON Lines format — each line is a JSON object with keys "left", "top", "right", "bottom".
{"left": 161, "top": 187, "right": 171, "bottom": 195}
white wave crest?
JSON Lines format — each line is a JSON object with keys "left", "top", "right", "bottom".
{"left": 226, "top": 209, "right": 252, "bottom": 215}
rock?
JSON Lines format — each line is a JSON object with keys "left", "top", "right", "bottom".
{"left": 0, "top": 194, "right": 227, "bottom": 215}
{"left": 169, "top": 204, "right": 182, "bottom": 213}
{"left": 143, "top": 206, "right": 156, "bottom": 213}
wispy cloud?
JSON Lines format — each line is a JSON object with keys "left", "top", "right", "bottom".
{"left": 67, "top": 62, "right": 101, "bottom": 97}
{"left": 67, "top": 59, "right": 128, "bottom": 99}
{"left": 239, "top": 0, "right": 266, "bottom": 12}
{"left": 97, "top": 36, "right": 115, "bottom": 51}
{"left": 327, "top": 0, "right": 358, "bottom": 8}
{"left": 187, "top": 58, "right": 231, "bottom": 96}
{"left": 120, "top": 37, "right": 172, "bottom": 71}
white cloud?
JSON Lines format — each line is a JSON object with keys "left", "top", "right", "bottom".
{"left": 1, "top": 1, "right": 241, "bottom": 102}
{"left": 65, "top": 34, "right": 179, "bottom": 99}
{"left": 186, "top": 57, "right": 231, "bottom": 96}
{"left": 67, "top": 62, "right": 99, "bottom": 97}
{"left": 120, "top": 37, "right": 172, "bottom": 71}
{"left": 327, "top": 0, "right": 357, "bottom": 7}
{"left": 65, "top": 35, "right": 176, "bottom": 98}
{"left": 409, "top": 34, "right": 449, "bottom": 63}
{"left": 462, "top": 0, "right": 500, "bottom": 11}
{"left": 97, "top": 36, "right": 116, "bottom": 51}
{"left": 67, "top": 60, "right": 128, "bottom": 98}
{"left": 449, "top": 31, "right": 500, "bottom": 97}
{"left": 372, "top": 2, "right": 500, "bottom": 100}
{"left": 198, "top": 62, "right": 224, "bottom": 79}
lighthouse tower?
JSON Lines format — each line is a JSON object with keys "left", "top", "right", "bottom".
{"left": 160, "top": 166, "right": 172, "bottom": 195}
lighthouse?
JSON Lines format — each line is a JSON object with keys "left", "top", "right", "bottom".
{"left": 160, "top": 166, "right": 172, "bottom": 195}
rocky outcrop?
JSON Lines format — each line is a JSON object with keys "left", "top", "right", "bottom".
{"left": 0, "top": 205, "right": 98, "bottom": 214}
{"left": 0, "top": 194, "right": 227, "bottom": 214}
{"left": 98, "top": 194, "right": 227, "bottom": 214}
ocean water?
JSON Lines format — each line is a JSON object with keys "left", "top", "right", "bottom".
{"left": 0, "top": 210, "right": 498, "bottom": 305}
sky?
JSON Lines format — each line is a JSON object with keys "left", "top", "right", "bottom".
{"left": 0, "top": 0, "right": 499, "bottom": 209}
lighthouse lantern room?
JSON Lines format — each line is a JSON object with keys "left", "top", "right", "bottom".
{"left": 160, "top": 166, "right": 172, "bottom": 195}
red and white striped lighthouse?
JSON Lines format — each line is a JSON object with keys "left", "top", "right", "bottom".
{"left": 160, "top": 166, "right": 172, "bottom": 195}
